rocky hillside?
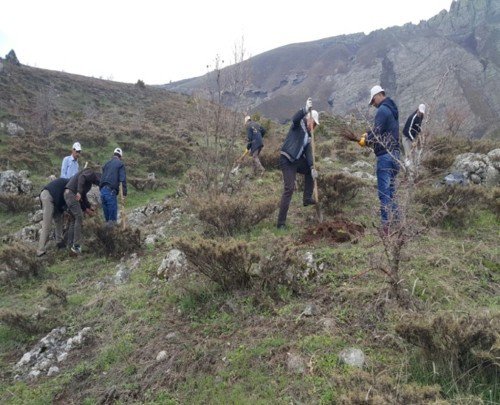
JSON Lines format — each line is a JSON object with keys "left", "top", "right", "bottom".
{"left": 164, "top": 0, "right": 500, "bottom": 138}
{"left": 0, "top": 49, "right": 499, "bottom": 404}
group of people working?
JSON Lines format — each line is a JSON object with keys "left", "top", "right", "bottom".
{"left": 36, "top": 143, "right": 127, "bottom": 257}
{"left": 38, "top": 85, "right": 423, "bottom": 256}
{"left": 245, "top": 86, "right": 425, "bottom": 233}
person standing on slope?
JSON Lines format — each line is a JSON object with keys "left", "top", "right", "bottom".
{"left": 245, "top": 115, "right": 266, "bottom": 176}
{"left": 61, "top": 142, "right": 82, "bottom": 179}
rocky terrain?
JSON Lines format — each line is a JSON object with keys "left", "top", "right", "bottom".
{"left": 0, "top": 46, "right": 499, "bottom": 404}
{"left": 164, "top": 0, "right": 500, "bottom": 139}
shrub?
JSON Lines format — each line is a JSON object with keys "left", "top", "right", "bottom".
{"left": 86, "top": 221, "right": 142, "bottom": 258}
{"left": 0, "top": 243, "right": 45, "bottom": 283}
{"left": 175, "top": 236, "right": 258, "bottom": 291}
{"left": 0, "top": 309, "right": 40, "bottom": 333}
{"left": 319, "top": 172, "right": 367, "bottom": 215}
{"left": 414, "top": 184, "right": 490, "bottom": 227}
{"left": 396, "top": 312, "right": 500, "bottom": 391}
{"left": 0, "top": 193, "right": 35, "bottom": 213}
{"left": 257, "top": 240, "right": 302, "bottom": 299}
{"left": 193, "top": 193, "right": 277, "bottom": 236}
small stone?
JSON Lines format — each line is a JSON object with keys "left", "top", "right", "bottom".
{"left": 302, "top": 304, "right": 318, "bottom": 317}
{"left": 165, "top": 332, "right": 178, "bottom": 340}
{"left": 28, "top": 370, "right": 41, "bottom": 380}
{"left": 286, "top": 352, "right": 306, "bottom": 374}
{"left": 57, "top": 352, "right": 68, "bottom": 363}
{"left": 156, "top": 351, "right": 168, "bottom": 361}
{"left": 339, "top": 347, "right": 365, "bottom": 368}
{"left": 47, "top": 366, "right": 60, "bottom": 376}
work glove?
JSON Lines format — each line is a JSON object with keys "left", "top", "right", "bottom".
{"left": 311, "top": 167, "right": 318, "bottom": 179}
{"left": 305, "top": 97, "right": 313, "bottom": 112}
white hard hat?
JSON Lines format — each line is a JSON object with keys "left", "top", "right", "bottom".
{"left": 369, "top": 85, "right": 385, "bottom": 105}
{"left": 311, "top": 110, "right": 320, "bottom": 125}
{"left": 418, "top": 104, "right": 426, "bottom": 114}
{"left": 244, "top": 115, "right": 251, "bottom": 124}
{"left": 114, "top": 147, "right": 123, "bottom": 157}
{"left": 72, "top": 142, "right": 82, "bottom": 151}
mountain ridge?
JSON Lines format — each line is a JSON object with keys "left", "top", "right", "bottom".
{"left": 163, "top": 0, "right": 500, "bottom": 138}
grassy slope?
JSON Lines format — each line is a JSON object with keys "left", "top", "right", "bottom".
{"left": 0, "top": 62, "right": 499, "bottom": 404}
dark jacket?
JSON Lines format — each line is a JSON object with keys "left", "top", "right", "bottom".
{"left": 65, "top": 169, "right": 100, "bottom": 210}
{"left": 246, "top": 121, "right": 266, "bottom": 153}
{"left": 100, "top": 156, "right": 127, "bottom": 196}
{"left": 42, "top": 177, "right": 69, "bottom": 212}
{"left": 280, "top": 108, "right": 314, "bottom": 167}
{"left": 403, "top": 110, "right": 422, "bottom": 141}
{"left": 366, "top": 97, "right": 400, "bottom": 157}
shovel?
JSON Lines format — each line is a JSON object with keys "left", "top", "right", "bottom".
{"left": 309, "top": 110, "right": 323, "bottom": 223}
{"left": 119, "top": 183, "right": 127, "bottom": 230}
{"left": 230, "top": 149, "right": 249, "bottom": 174}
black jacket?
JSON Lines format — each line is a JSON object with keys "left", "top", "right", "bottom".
{"left": 280, "top": 108, "right": 314, "bottom": 167}
{"left": 65, "top": 169, "right": 100, "bottom": 210}
{"left": 246, "top": 121, "right": 266, "bottom": 153}
{"left": 403, "top": 110, "right": 422, "bottom": 141}
{"left": 366, "top": 97, "right": 400, "bottom": 157}
{"left": 100, "top": 156, "right": 127, "bottom": 196}
{"left": 42, "top": 178, "right": 69, "bottom": 212}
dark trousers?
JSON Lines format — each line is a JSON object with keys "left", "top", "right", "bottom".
{"left": 277, "top": 155, "right": 313, "bottom": 226}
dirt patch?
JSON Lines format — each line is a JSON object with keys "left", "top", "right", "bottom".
{"left": 301, "top": 219, "right": 365, "bottom": 244}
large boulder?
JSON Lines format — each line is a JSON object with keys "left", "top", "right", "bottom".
{"left": 157, "top": 249, "right": 187, "bottom": 281}
{"left": 0, "top": 170, "right": 33, "bottom": 194}
{"left": 451, "top": 152, "right": 499, "bottom": 186}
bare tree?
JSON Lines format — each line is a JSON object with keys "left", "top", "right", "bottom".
{"left": 192, "top": 38, "right": 252, "bottom": 193}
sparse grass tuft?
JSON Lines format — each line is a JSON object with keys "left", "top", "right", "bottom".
{"left": 0, "top": 243, "right": 45, "bottom": 283}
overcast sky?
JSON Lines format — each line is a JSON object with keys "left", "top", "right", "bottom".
{"left": 0, "top": 0, "right": 453, "bottom": 85}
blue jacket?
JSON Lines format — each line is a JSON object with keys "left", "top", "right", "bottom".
{"left": 280, "top": 108, "right": 314, "bottom": 167}
{"left": 366, "top": 97, "right": 400, "bottom": 157}
{"left": 100, "top": 156, "right": 127, "bottom": 196}
{"left": 246, "top": 121, "right": 266, "bottom": 153}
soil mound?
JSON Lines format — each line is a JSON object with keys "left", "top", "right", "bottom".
{"left": 302, "top": 219, "right": 364, "bottom": 244}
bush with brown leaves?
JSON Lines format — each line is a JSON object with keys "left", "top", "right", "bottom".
{"left": 194, "top": 193, "right": 277, "bottom": 236}
{"left": 0, "top": 243, "right": 45, "bottom": 284}
{"left": 319, "top": 172, "right": 367, "bottom": 215}
{"left": 414, "top": 184, "right": 490, "bottom": 227}
{"left": 86, "top": 221, "right": 142, "bottom": 258}
{"left": 0, "top": 193, "right": 35, "bottom": 213}
{"left": 175, "top": 236, "right": 258, "bottom": 291}
{"left": 397, "top": 312, "right": 500, "bottom": 386}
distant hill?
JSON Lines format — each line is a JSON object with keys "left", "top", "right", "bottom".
{"left": 0, "top": 60, "right": 196, "bottom": 177}
{"left": 163, "top": 0, "right": 500, "bottom": 138}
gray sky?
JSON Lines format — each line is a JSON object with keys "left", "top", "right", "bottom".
{"left": 0, "top": 0, "right": 453, "bottom": 85}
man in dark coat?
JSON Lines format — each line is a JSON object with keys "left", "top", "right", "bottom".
{"left": 402, "top": 104, "right": 425, "bottom": 170}
{"left": 64, "top": 168, "right": 100, "bottom": 254}
{"left": 100, "top": 147, "right": 127, "bottom": 225}
{"left": 277, "top": 97, "right": 319, "bottom": 229}
{"left": 37, "top": 177, "right": 69, "bottom": 256}
{"left": 245, "top": 116, "right": 266, "bottom": 175}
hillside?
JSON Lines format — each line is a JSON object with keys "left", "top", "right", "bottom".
{"left": 0, "top": 57, "right": 499, "bottom": 404}
{"left": 163, "top": 0, "right": 500, "bottom": 139}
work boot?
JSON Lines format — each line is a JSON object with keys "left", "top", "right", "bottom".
{"left": 303, "top": 198, "right": 317, "bottom": 207}
{"left": 276, "top": 223, "right": 287, "bottom": 230}
{"left": 56, "top": 241, "right": 66, "bottom": 249}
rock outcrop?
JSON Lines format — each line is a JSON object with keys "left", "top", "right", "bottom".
{"left": 0, "top": 170, "right": 33, "bottom": 195}
{"left": 164, "top": 0, "right": 499, "bottom": 138}
{"left": 452, "top": 149, "right": 500, "bottom": 186}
